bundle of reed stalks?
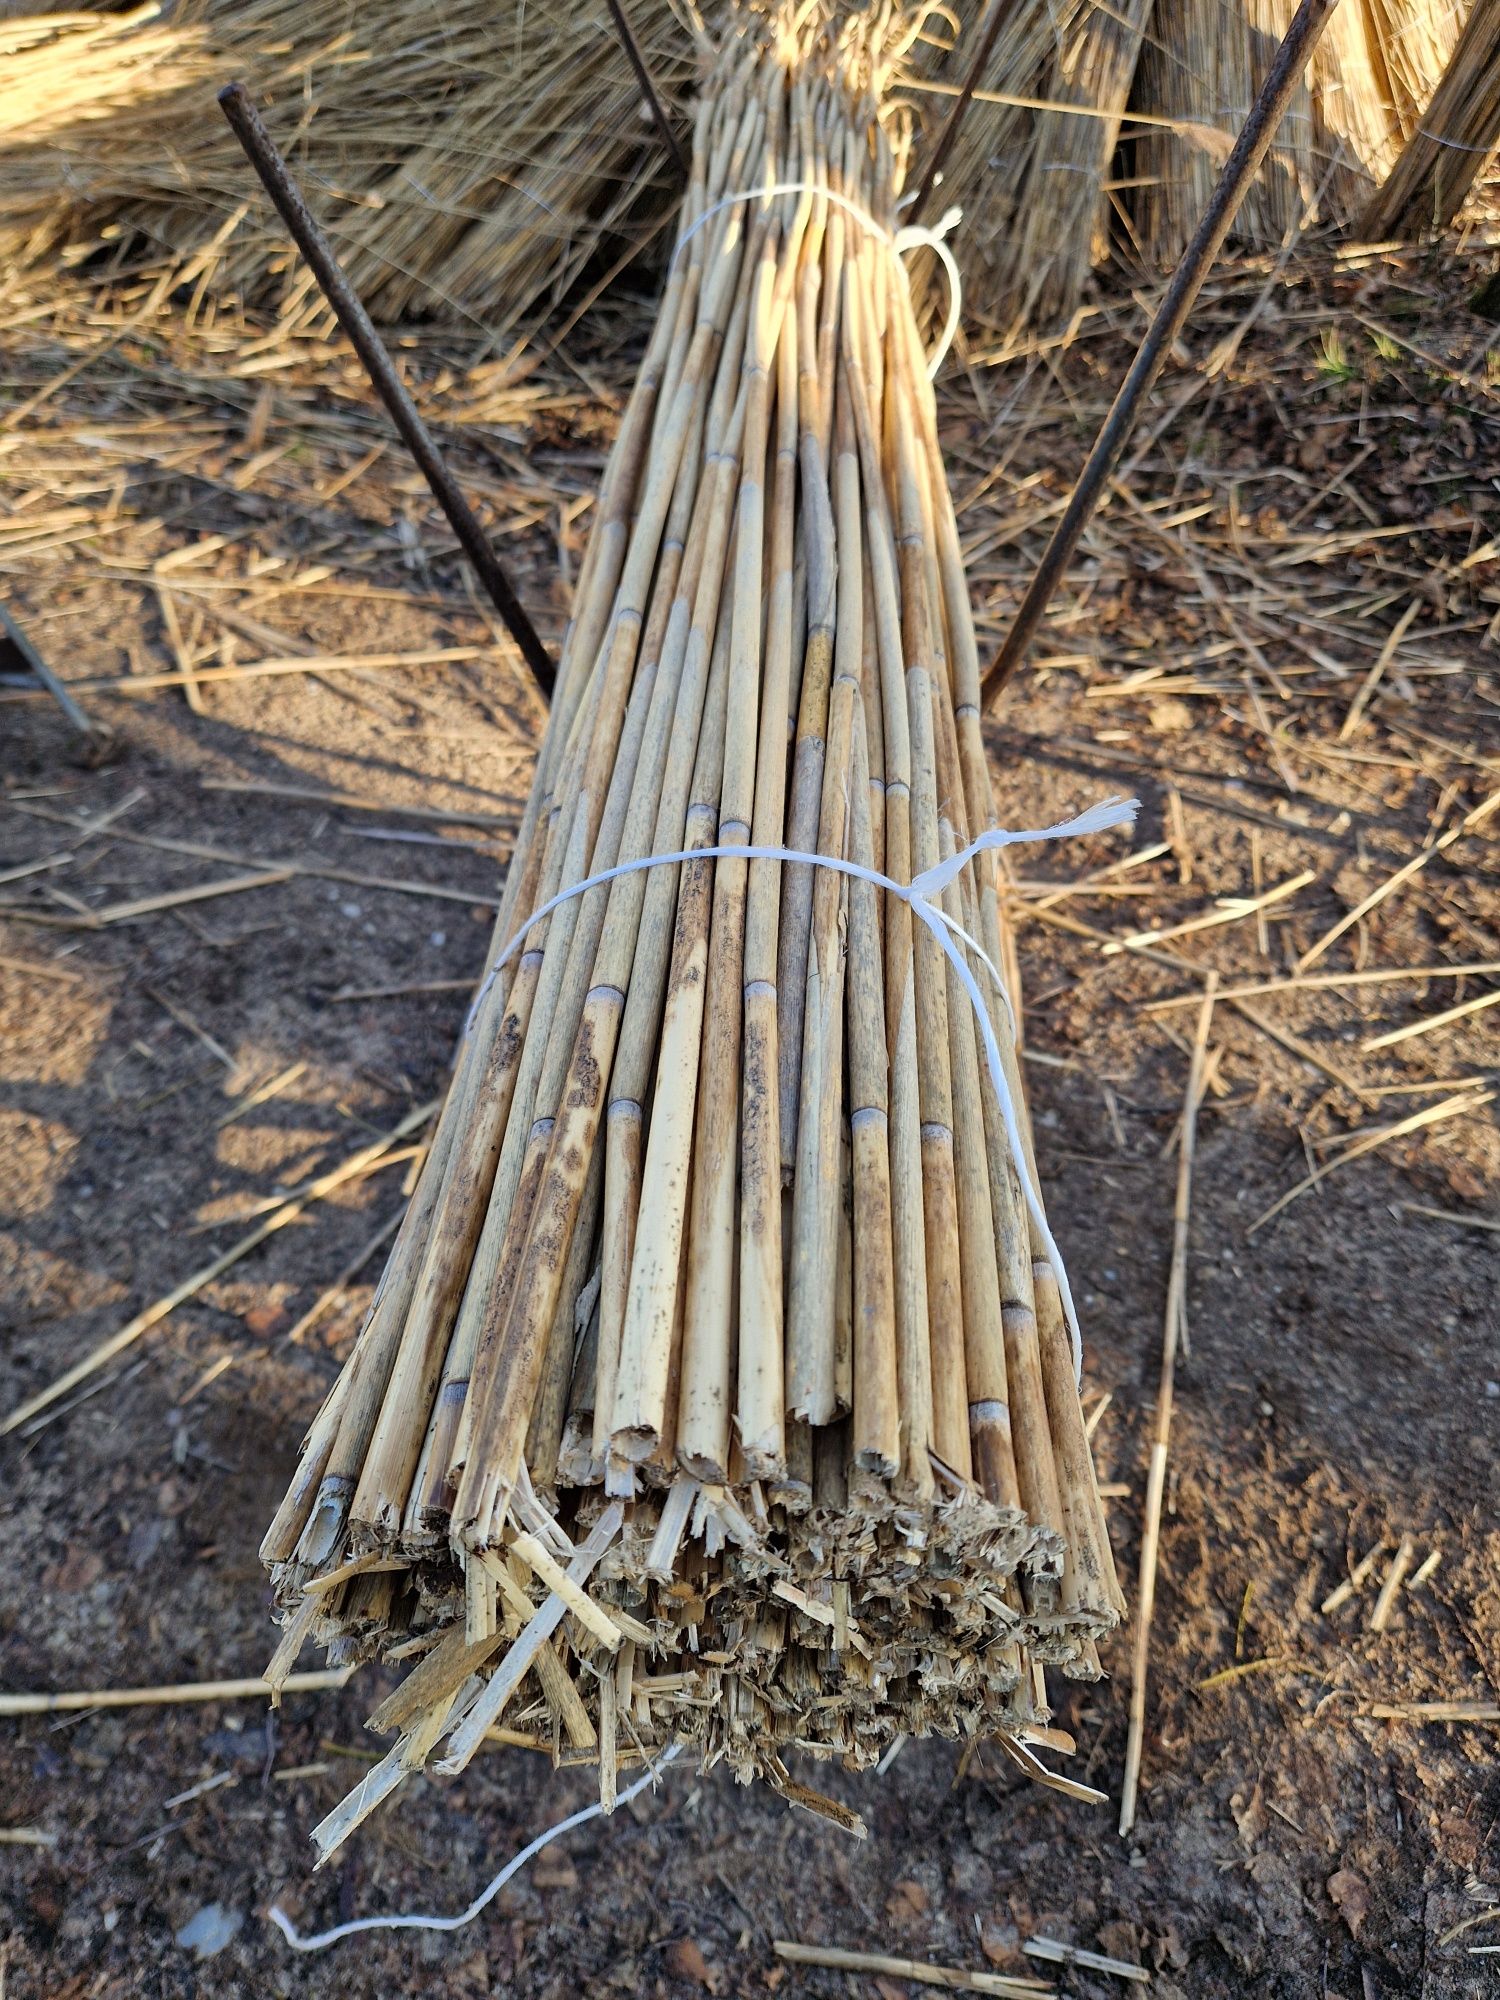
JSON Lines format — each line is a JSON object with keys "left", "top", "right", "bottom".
{"left": 1004, "top": 0, "right": 1156, "bottom": 330}
{"left": 1360, "top": 0, "right": 1500, "bottom": 237}
{"left": 893, "top": 0, "right": 1094, "bottom": 331}
{"left": 902, "top": 0, "right": 1472, "bottom": 330}
{"left": 261, "top": 2, "right": 1125, "bottom": 1859}
{"left": 1364, "top": 0, "right": 1467, "bottom": 141}
{"left": 0, "top": 0, "right": 692, "bottom": 345}
{"left": 5, "top": 0, "right": 1484, "bottom": 351}
{"left": 1130, "top": 0, "right": 1473, "bottom": 267}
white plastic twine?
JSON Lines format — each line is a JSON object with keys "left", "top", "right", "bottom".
{"left": 466, "top": 793, "right": 1140, "bottom": 1386}
{"left": 671, "top": 181, "right": 964, "bottom": 377}
{"left": 269, "top": 1744, "right": 683, "bottom": 1952}
{"left": 1416, "top": 127, "right": 1496, "bottom": 152}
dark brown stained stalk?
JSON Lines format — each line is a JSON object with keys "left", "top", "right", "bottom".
{"left": 774, "top": 270, "right": 838, "bottom": 1181}
{"left": 524, "top": 1139, "right": 605, "bottom": 1493}
{"left": 609, "top": 540, "right": 738, "bottom": 1473}
{"left": 786, "top": 350, "right": 860, "bottom": 1429}
{"left": 888, "top": 264, "right": 969, "bottom": 1484}
{"left": 1034, "top": 1261, "right": 1124, "bottom": 1625}
{"left": 593, "top": 406, "right": 744, "bottom": 1471}
{"left": 444, "top": 208, "right": 759, "bottom": 1535}
{"left": 680, "top": 210, "right": 782, "bottom": 1481}
{"left": 258, "top": 1369, "right": 351, "bottom": 1565}
{"left": 445, "top": 640, "right": 668, "bottom": 1540}
{"left": 846, "top": 704, "right": 899, "bottom": 1480}
{"left": 843, "top": 245, "right": 931, "bottom": 1502}
{"left": 558, "top": 1291, "right": 602, "bottom": 1486}
{"left": 736, "top": 289, "right": 800, "bottom": 1480}
{"left": 357, "top": 656, "right": 661, "bottom": 1540}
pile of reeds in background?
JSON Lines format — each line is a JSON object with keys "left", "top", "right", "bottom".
{"left": 930, "top": 0, "right": 1477, "bottom": 334}
{"left": 1360, "top": 0, "right": 1500, "bottom": 237}
{"left": 3, "top": 0, "right": 1492, "bottom": 348}
{"left": 1130, "top": 0, "right": 1470, "bottom": 270}
{"left": 260, "top": 1, "right": 1127, "bottom": 1859}
{"left": 0, "top": 0, "right": 694, "bottom": 352}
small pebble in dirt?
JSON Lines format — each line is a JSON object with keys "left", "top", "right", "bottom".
{"left": 340, "top": 902, "right": 362, "bottom": 919}
{"left": 1486, "top": 1381, "right": 1499, "bottom": 1398}
{"left": 175, "top": 1903, "right": 243, "bottom": 1958}
{"left": 430, "top": 930, "right": 446, "bottom": 947}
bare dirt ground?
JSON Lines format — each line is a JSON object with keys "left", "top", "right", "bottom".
{"left": 1, "top": 239, "right": 1498, "bottom": 1999}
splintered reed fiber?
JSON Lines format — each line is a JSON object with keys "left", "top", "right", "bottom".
{"left": 261, "top": 5, "right": 1124, "bottom": 1863}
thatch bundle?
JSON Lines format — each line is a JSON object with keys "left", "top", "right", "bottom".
{"left": 876, "top": 0, "right": 1479, "bottom": 334}
{"left": 261, "top": 3, "right": 1126, "bottom": 1858}
{"left": 2, "top": 0, "right": 1488, "bottom": 346}
{"left": 1360, "top": 0, "right": 1500, "bottom": 237}
{"left": 1006, "top": 0, "right": 1158, "bottom": 329}
{"left": 1129, "top": 0, "right": 1470, "bottom": 272}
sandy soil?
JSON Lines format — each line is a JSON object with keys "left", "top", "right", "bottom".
{"left": 1, "top": 244, "right": 1498, "bottom": 1999}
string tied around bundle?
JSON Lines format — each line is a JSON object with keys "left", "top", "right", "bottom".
{"left": 671, "top": 180, "right": 964, "bottom": 375}
{"left": 270, "top": 1744, "right": 684, "bottom": 1952}
{"left": 466, "top": 792, "right": 1141, "bottom": 1389}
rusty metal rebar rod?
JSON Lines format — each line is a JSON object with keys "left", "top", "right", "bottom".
{"left": 909, "top": 0, "right": 1020, "bottom": 225}
{"left": 1, "top": 599, "right": 114, "bottom": 760}
{"left": 217, "top": 82, "right": 555, "bottom": 701}
{"left": 603, "top": 0, "right": 688, "bottom": 181}
{"left": 979, "top": 0, "right": 1341, "bottom": 710}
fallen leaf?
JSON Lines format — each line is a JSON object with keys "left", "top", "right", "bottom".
{"left": 1098, "top": 1920, "right": 1141, "bottom": 1963}
{"left": 664, "top": 1937, "right": 717, "bottom": 1990}
{"left": 43, "top": 1546, "right": 104, "bottom": 1593}
{"left": 886, "top": 1878, "right": 929, "bottom": 1922}
{"left": 1328, "top": 1869, "right": 1371, "bottom": 1939}
{"left": 979, "top": 1917, "right": 1021, "bottom": 1968}
{"left": 1157, "top": 1920, "right": 1191, "bottom": 1970}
